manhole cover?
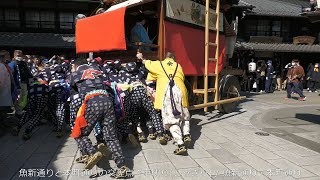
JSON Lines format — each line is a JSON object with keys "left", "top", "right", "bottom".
{"left": 255, "top": 132, "right": 270, "bottom": 136}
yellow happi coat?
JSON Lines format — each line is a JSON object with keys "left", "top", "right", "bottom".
{"left": 144, "top": 58, "right": 188, "bottom": 110}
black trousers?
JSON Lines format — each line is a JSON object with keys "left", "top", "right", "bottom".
{"left": 287, "top": 81, "right": 305, "bottom": 98}
{"left": 69, "top": 94, "right": 89, "bottom": 155}
{"left": 76, "top": 95, "right": 125, "bottom": 168}
{"left": 265, "top": 78, "right": 273, "bottom": 93}
{"left": 138, "top": 110, "right": 156, "bottom": 134}
{"left": 69, "top": 94, "right": 104, "bottom": 155}
{"left": 117, "top": 86, "right": 164, "bottom": 137}
{"left": 256, "top": 77, "right": 265, "bottom": 92}
{"left": 242, "top": 78, "right": 252, "bottom": 92}
{"left": 309, "top": 81, "right": 319, "bottom": 91}
{"left": 19, "top": 84, "right": 48, "bottom": 133}
{"left": 48, "top": 86, "right": 67, "bottom": 132}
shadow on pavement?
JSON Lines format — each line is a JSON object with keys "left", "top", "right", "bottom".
{"left": 189, "top": 107, "right": 246, "bottom": 147}
{"left": 188, "top": 118, "right": 202, "bottom": 149}
{"left": 295, "top": 113, "right": 320, "bottom": 125}
{"left": 204, "top": 109, "right": 246, "bottom": 125}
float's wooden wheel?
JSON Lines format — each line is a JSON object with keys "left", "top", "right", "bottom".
{"left": 218, "top": 75, "right": 241, "bottom": 114}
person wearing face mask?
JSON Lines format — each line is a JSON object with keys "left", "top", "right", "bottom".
{"left": 14, "top": 50, "right": 33, "bottom": 117}
{"left": 27, "top": 56, "right": 39, "bottom": 76}
{"left": 307, "top": 63, "right": 320, "bottom": 93}
{"left": 286, "top": 59, "right": 306, "bottom": 101}
{"left": 265, "top": 60, "right": 274, "bottom": 93}
{"left": 306, "top": 63, "right": 314, "bottom": 91}
{"left": 255, "top": 60, "right": 267, "bottom": 93}
{"left": 25, "top": 55, "right": 34, "bottom": 71}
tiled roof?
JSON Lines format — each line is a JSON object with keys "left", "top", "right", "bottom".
{"left": 235, "top": 42, "right": 320, "bottom": 53}
{"left": 300, "top": 10, "right": 320, "bottom": 23}
{"left": 239, "top": 0, "right": 310, "bottom": 17}
{"left": 233, "top": 0, "right": 253, "bottom": 7}
{"left": 0, "top": 32, "right": 75, "bottom": 48}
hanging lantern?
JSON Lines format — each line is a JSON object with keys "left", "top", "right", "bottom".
{"left": 248, "top": 59, "right": 256, "bottom": 73}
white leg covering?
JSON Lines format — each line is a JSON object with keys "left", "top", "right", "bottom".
{"left": 181, "top": 120, "right": 190, "bottom": 136}
{"left": 169, "top": 125, "right": 183, "bottom": 145}
{"left": 181, "top": 107, "right": 190, "bottom": 136}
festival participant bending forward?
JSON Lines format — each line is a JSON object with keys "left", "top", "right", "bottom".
{"left": 70, "top": 58, "right": 131, "bottom": 178}
{"left": 137, "top": 52, "right": 192, "bottom": 155}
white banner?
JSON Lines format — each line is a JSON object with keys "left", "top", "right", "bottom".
{"left": 166, "top": 0, "right": 224, "bottom": 32}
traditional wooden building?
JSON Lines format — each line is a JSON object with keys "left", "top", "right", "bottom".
{"left": 230, "top": 0, "right": 320, "bottom": 72}
{"left": 0, "top": 0, "right": 101, "bottom": 58}
{"left": 301, "top": 0, "right": 320, "bottom": 23}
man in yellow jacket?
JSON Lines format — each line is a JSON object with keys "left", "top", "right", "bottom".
{"left": 137, "top": 52, "right": 191, "bottom": 155}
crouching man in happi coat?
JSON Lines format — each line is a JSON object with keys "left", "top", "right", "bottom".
{"left": 12, "top": 66, "right": 50, "bottom": 140}
{"left": 48, "top": 63, "right": 70, "bottom": 137}
{"left": 69, "top": 58, "right": 131, "bottom": 178}
{"left": 105, "top": 60, "right": 168, "bottom": 147}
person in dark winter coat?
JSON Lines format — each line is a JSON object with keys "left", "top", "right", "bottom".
{"left": 14, "top": 50, "right": 33, "bottom": 116}
{"left": 307, "top": 63, "right": 320, "bottom": 92}
{"left": 265, "top": 60, "right": 274, "bottom": 93}
{"left": 306, "top": 63, "right": 314, "bottom": 91}
{"left": 255, "top": 60, "right": 267, "bottom": 93}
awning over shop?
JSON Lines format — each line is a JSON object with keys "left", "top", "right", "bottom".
{"left": 235, "top": 42, "right": 320, "bottom": 53}
{"left": 0, "top": 32, "right": 75, "bottom": 48}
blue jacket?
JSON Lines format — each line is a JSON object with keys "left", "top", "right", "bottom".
{"left": 130, "top": 23, "right": 152, "bottom": 51}
{"left": 266, "top": 65, "right": 274, "bottom": 79}
{"left": 307, "top": 68, "right": 320, "bottom": 82}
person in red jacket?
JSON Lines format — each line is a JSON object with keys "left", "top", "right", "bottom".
{"left": 286, "top": 59, "right": 306, "bottom": 101}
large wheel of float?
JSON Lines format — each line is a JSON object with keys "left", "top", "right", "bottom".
{"left": 218, "top": 75, "right": 241, "bottom": 114}
{"left": 184, "top": 79, "right": 194, "bottom": 104}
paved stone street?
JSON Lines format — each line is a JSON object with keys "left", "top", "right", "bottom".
{"left": 1, "top": 91, "right": 320, "bottom": 180}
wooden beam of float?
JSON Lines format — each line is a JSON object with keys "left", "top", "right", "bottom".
{"left": 188, "top": 96, "right": 246, "bottom": 110}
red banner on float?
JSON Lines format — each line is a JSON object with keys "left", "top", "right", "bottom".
{"left": 76, "top": 7, "right": 127, "bottom": 54}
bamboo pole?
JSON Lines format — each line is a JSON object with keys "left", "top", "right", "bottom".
{"left": 188, "top": 96, "right": 246, "bottom": 110}
{"left": 204, "top": 0, "right": 210, "bottom": 112}
{"left": 214, "top": 0, "right": 220, "bottom": 110}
